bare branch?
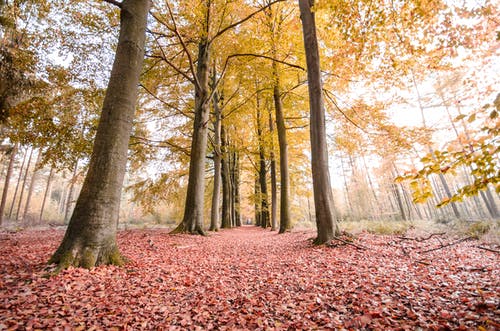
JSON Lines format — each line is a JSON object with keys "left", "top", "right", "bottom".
{"left": 212, "top": 0, "right": 287, "bottom": 41}
{"left": 227, "top": 53, "right": 304, "bottom": 71}
{"left": 150, "top": 7, "right": 200, "bottom": 89}
{"left": 103, "top": 0, "right": 122, "bottom": 8}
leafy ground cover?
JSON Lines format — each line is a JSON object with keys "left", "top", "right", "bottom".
{"left": 0, "top": 226, "right": 498, "bottom": 330}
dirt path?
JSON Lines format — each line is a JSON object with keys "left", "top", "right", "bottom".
{"left": 0, "top": 226, "right": 498, "bottom": 329}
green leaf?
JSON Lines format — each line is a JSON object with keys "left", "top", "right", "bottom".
{"left": 468, "top": 113, "right": 476, "bottom": 123}
{"left": 454, "top": 114, "right": 466, "bottom": 121}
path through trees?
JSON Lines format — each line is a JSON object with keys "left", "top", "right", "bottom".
{"left": 1, "top": 226, "right": 498, "bottom": 329}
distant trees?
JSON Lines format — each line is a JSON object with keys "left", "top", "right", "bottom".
{"left": 1, "top": 0, "right": 498, "bottom": 258}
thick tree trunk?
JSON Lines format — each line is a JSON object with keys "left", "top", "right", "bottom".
{"left": 49, "top": 0, "right": 149, "bottom": 270}
{"left": 39, "top": 166, "right": 54, "bottom": 223}
{"left": 209, "top": 90, "right": 222, "bottom": 231}
{"left": 0, "top": 143, "right": 18, "bottom": 225}
{"left": 299, "top": 0, "right": 340, "bottom": 243}
{"left": 174, "top": 38, "right": 211, "bottom": 235}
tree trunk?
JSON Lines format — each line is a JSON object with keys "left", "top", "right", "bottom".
{"left": 0, "top": 143, "right": 18, "bottom": 225}
{"left": 15, "top": 147, "right": 33, "bottom": 222}
{"left": 269, "top": 110, "right": 278, "bottom": 231}
{"left": 63, "top": 159, "right": 79, "bottom": 224}
{"left": 233, "top": 151, "right": 241, "bottom": 227}
{"left": 273, "top": 74, "right": 291, "bottom": 233}
{"left": 49, "top": 0, "right": 149, "bottom": 270}
{"left": 8, "top": 146, "right": 27, "bottom": 219}
{"left": 39, "top": 166, "right": 54, "bottom": 224}
{"left": 299, "top": 0, "right": 340, "bottom": 243}
{"left": 220, "top": 124, "right": 232, "bottom": 229}
{"left": 254, "top": 173, "right": 261, "bottom": 226}
{"left": 22, "top": 150, "right": 42, "bottom": 224}
{"left": 256, "top": 94, "right": 270, "bottom": 228}
{"left": 173, "top": 37, "right": 211, "bottom": 235}
{"left": 484, "top": 187, "right": 499, "bottom": 218}
{"left": 209, "top": 89, "right": 222, "bottom": 231}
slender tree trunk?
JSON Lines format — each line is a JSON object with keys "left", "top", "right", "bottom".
{"left": 269, "top": 110, "right": 278, "bottom": 231}
{"left": 254, "top": 173, "right": 261, "bottom": 227}
{"left": 209, "top": 89, "right": 221, "bottom": 231}
{"left": 63, "top": 159, "right": 79, "bottom": 224}
{"left": 220, "top": 124, "right": 232, "bottom": 229}
{"left": 8, "top": 146, "right": 27, "bottom": 219}
{"left": 49, "top": 0, "right": 150, "bottom": 270}
{"left": 273, "top": 74, "right": 291, "bottom": 233}
{"left": 299, "top": 0, "right": 340, "bottom": 243}
{"left": 15, "top": 147, "right": 33, "bottom": 222}
{"left": 233, "top": 151, "right": 241, "bottom": 226}
{"left": 0, "top": 143, "right": 18, "bottom": 225}
{"left": 484, "top": 188, "right": 499, "bottom": 218}
{"left": 340, "top": 155, "right": 353, "bottom": 217}
{"left": 256, "top": 93, "right": 270, "bottom": 228}
{"left": 39, "top": 166, "right": 54, "bottom": 224}
{"left": 412, "top": 71, "right": 461, "bottom": 219}
{"left": 22, "top": 150, "right": 42, "bottom": 224}
{"left": 391, "top": 182, "right": 407, "bottom": 221}
{"left": 174, "top": 37, "right": 211, "bottom": 235}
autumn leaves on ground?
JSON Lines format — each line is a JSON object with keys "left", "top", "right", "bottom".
{"left": 0, "top": 226, "right": 498, "bottom": 330}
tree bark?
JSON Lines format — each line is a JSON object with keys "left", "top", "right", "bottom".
{"left": 15, "top": 147, "right": 33, "bottom": 222}
{"left": 233, "top": 151, "right": 241, "bottom": 226}
{"left": 39, "top": 166, "right": 54, "bottom": 224}
{"left": 268, "top": 110, "right": 278, "bottom": 231}
{"left": 298, "top": 0, "right": 340, "bottom": 243}
{"left": 209, "top": 89, "right": 222, "bottom": 231}
{"left": 254, "top": 173, "right": 261, "bottom": 226}
{"left": 273, "top": 74, "right": 291, "bottom": 233}
{"left": 22, "top": 150, "right": 42, "bottom": 224}
{"left": 63, "top": 159, "right": 79, "bottom": 224}
{"left": 220, "top": 123, "right": 232, "bottom": 229}
{"left": 49, "top": 0, "right": 149, "bottom": 270}
{"left": 0, "top": 143, "right": 18, "bottom": 225}
{"left": 256, "top": 93, "right": 270, "bottom": 228}
{"left": 8, "top": 146, "right": 27, "bottom": 219}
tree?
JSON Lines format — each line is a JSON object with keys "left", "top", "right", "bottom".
{"left": 298, "top": 0, "right": 340, "bottom": 244}
{"left": 398, "top": 93, "right": 500, "bottom": 209}
{"left": 49, "top": 0, "right": 150, "bottom": 269}
{"left": 159, "top": 0, "right": 285, "bottom": 234}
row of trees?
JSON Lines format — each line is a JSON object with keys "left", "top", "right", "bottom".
{"left": 1, "top": 0, "right": 498, "bottom": 269}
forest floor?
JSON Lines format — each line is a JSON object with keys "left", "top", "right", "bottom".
{"left": 0, "top": 226, "right": 498, "bottom": 330}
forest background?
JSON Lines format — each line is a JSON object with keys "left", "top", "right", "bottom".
{"left": 0, "top": 0, "right": 499, "bottom": 237}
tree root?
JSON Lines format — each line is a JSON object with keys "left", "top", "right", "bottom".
{"left": 48, "top": 243, "right": 126, "bottom": 275}
{"left": 326, "top": 236, "right": 367, "bottom": 250}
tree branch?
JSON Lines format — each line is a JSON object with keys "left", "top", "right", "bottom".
{"left": 150, "top": 6, "right": 200, "bottom": 89}
{"left": 212, "top": 0, "right": 287, "bottom": 41}
{"left": 102, "top": 0, "right": 122, "bottom": 8}
{"left": 227, "top": 53, "right": 304, "bottom": 71}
